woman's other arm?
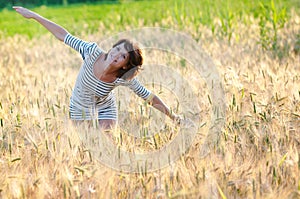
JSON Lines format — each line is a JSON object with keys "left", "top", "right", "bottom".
{"left": 147, "top": 94, "right": 182, "bottom": 124}
{"left": 13, "top": 6, "right": 68, "bottom": 41}
{"left": 126, "top": 78, "right": 182, "bottom": 124}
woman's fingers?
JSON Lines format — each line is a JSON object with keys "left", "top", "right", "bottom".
{"left": 180, "top": 118, "right": 195, "bottom": 128}
{"left": 12, "top": 6, "right": 21, "bottom": 9}
{"left": 13, "top": 6, "right": 24, "bottom": 12}
{"left": 13, "top": 6, "right": 35, "bottom": 19}
{"left": 13, "top": 6, "right": 24, "bottom": 14}
{"left": 173, "top": 114, "right": 196, "bottom": 128}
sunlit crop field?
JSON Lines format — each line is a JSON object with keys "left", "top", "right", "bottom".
{"left": 0, "top": 1, "right": 299, "bottom": 198}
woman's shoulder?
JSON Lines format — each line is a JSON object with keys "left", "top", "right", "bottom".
{"left": 113, "top": 77, "right": 137, "bottom": 86}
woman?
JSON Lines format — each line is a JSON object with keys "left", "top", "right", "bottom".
{"left": 13, "top": 6, "right": 181, "bottom": 130}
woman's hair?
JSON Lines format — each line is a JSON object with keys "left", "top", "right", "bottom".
{"left": 113, "top": 39, "right": 143, "bottom": 80}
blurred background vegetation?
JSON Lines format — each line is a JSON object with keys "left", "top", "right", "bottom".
{"left": 0, "top": 0, "right": 299, "bottom": 57}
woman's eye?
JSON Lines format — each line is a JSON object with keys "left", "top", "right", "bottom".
{"left": 117, "top": 47, "right": 120, "bottom": 51}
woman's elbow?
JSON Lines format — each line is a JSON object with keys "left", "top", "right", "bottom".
{"left": 56, "top": 31, "right": 68, "bottom": 42}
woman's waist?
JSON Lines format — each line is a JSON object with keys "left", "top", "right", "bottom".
{"left": 70, "top": 92, "right": 115, "bottom": 108}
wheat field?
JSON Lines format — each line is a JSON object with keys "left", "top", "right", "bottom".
{"left": 0, "top": 6, "right": 299, "bottom": 199}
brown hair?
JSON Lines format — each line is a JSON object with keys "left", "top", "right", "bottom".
{"left": 113, "top": 39, "right": 143, "bottom": 80}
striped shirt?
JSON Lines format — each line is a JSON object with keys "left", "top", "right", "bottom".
{"left": 64, "top": 33, "right": 151, "bottom": 120}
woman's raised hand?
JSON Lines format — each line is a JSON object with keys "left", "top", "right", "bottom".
{"left": 13, "top": 6, "right": 68, "bottom": 41}
{"left": 13, "top": 6, "right": 38, "bottom": 19}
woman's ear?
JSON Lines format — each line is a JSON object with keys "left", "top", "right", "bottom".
{"left": 122, "top": 64, "right": 129, "bottom": 70}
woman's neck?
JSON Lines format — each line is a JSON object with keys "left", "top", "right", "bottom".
{"left": 94, "top": 53, "right": 119, "bottom": 82}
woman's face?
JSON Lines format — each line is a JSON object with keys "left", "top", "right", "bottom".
{"left": 107, "top": 43, "right": 129, "bottom": 69}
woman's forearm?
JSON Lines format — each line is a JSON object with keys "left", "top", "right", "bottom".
{"left": 13, "top": 6, "right": 68, "bottom": 41}
{"left": 34, "top": 14, "right": 68, "bottom": 41}
{"left": 150, "top": 95, "right": 177, "bottom": 121}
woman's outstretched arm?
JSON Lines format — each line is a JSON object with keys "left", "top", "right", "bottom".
{"left": 147, "top": 94, "right": 182, "bottom": 124}
{"left": 13, "top": 6, "right": 68, "bottom": 41}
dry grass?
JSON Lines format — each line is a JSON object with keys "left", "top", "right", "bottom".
{"left": 0, "top": 12, "right": 299, "bottom": 199}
